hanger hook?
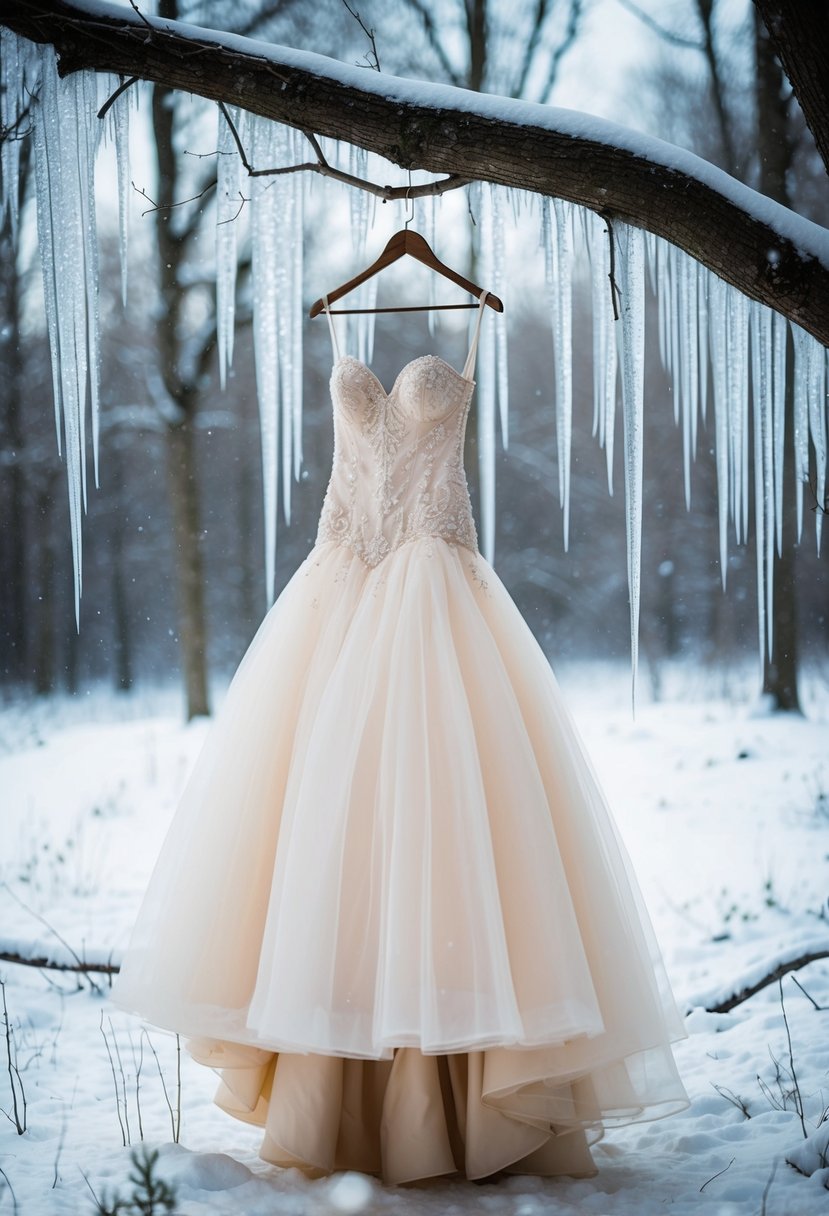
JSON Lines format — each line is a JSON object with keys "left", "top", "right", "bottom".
{"left": 404, "top": 169, "right": 414, "bottom": 230}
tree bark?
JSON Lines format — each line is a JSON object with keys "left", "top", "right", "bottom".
{"left": 109, "top": 444, "right": 133, "bottom": 693}
{"left": 152, "top": 53, "right": 211, "bottom": 720}
{"left": 0, "top": 226, "right": 27, "bottom": 684}
{"left": 756, "top": 12, "right": 801, "bottom": 713}
{"left": 751, "top": 0, "right": 829, "bottom": 178}
{"left": 166, "top": 418, "right": 210, "bottom": 718}
{"left": 3, "top": 0, "right": 829, "bottom": 345}
{"left": 32, "top": 485, "right": 56, "bottom": 695}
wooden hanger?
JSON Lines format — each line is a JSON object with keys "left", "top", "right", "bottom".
{"left": 309, "top": 228, "right": 504, "bottom": 317}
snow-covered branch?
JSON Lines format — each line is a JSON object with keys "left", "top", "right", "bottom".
{"left": 3, "top": 0, "right": 829, "bottom": 346}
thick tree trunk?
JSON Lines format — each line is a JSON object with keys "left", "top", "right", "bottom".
{"left": 751, "top": 0, "right": 829, "bottom": 178}
{"left": 0, "top": 229, "right": 27, "bottom": 684}
{"left": 165, "top": 419, "right": 210, "bottom": 719}
{"left": 756, "top": 13, "right": 801, "bottom": 712}
{"left": 32, "top": 486, "right": 56, "bottom": 696}
{"left": 152, "top": 60, "right": 211, "bottom": 719}
{"left": 3, "top": 0, "right": 829, "bottom": 345}
{"left": 109, "top": 446, "right": 133, "bottom": 693}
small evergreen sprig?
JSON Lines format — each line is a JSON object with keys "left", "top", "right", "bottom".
{"left": 83, "top": 1144, "right": 178, "bottom": 1216}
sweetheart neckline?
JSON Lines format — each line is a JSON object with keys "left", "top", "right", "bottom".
{"left": 333, "top": 353, "right": 476, "bottom": 399}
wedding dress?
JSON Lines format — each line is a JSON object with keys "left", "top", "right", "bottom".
{"left": 109, "top": 291, "right": 689, "bottom": 1184}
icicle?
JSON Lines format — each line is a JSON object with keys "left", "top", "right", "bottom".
{"left": 348, "top": 144, "right": 375, "bottom": 363}
{"left": 290, "top": 128, "right": 304, "bottom": 484}
{"left": 697, "top": 262, "right": 709, "bottom": 424}
{"left": 475, "top": 182, "right": 497, "bottom": 564}
{"left": 791, "top": 324, "right": 810, "bottom": 542}
{"left": 807, "top": 333, "right": 827, "bottom": 553}
{"left": 771, "top": 309, "right": 787, "bottom": 557}
{"left": 216, "top": 104, "right": 243, "bottom": 391}
{"left": 0, "top": 30, "right": 25, "bottom": 244}
{"left": 750, "top": 300, "right": 774, "bottom": 661}
{"left": 588, "top": 220, "right": 602, "bottom": 442}
{"left": 615, "top": 222, "right": 645, "bottom": 707}
{"left": 543, "top": 196, "right": 573, "bottom": 550}
{"left": 274, "top": 127, "right": 294, "bottom": 529}
{"left": 708, "top": 274, "right": 730, "bottom": 587}
{"left": 415, "top": 193, "right": 440, "bottom": 339}
{"left": 588, "top": 210, "right": 617, "bottom": 481}
{"left": 250, "top": 115, "right": 281, "bottom": 605}
{"left": 656, "top": 238, "right": 670, "bottom": 375}
{"left": 668, "top": 244, "right": 680, "bottom": 423}
{"left": 492, "top": 185, "right": 509, "bottom": 451}
{"left": 645, "top": 229, "right": 658, "bottom": 297}
{"left": 727, "top": 288, "right": 750, "bottom": 545}
{"left": 678, "top": 251, "right": 694, "bottom": 509}
{"left": 30, "top": 49, "right": 103, "bottom": 626}
{"left": 78, "top": 69, "right": 101, "bottom": 491}
{"left": 110, "top": 77, "right": 132, "bottom": 308}
{"left": 750, "top": 303, "right": 766, "bottom": 664}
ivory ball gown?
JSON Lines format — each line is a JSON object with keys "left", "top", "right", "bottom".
{"left": 109, "top": 295, "right": 689, "bottom": 1184}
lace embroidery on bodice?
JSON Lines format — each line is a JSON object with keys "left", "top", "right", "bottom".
{"left": 316, "top": 355, "right": 479, "bottom": 566}
{"left": 315, "top": 296, "right": 487, "bottom": 568}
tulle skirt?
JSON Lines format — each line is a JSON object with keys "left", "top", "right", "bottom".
{"left": 109, "top": 536, "right": 689, "bottom": 1183}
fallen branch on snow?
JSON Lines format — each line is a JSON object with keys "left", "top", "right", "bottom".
{"left": 703, "top": 950, "right": 829, "bottom": 1014}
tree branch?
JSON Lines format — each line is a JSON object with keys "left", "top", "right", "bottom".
{"left": 216, "top": 97, "right": 469, "bottom": 200}
{"left": 615, "top": 0, "right": 704, "bottom": 51}
{"left": 704, "top": 950, "right": 829, "bottom": 1014}
{"left": 340, "top": 0, "right": 381, "bottom": 72}
{"left": 538, "top": 0, "right": 583, "bottom": 106}
{"left": 695, "top": 0, "right": 738, "bottom": 175}
{"left": 402, "top": 0, "right": 464, "bottom": 88}
{"left": 3, "top": 0, "right": 829, "bottom": 344}
{"left": 0, "top": 948, "right": 118, "bottom": 975}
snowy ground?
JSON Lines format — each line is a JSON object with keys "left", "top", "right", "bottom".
{"left": 1, "top": 663, "right": 827, "bottom": 1215}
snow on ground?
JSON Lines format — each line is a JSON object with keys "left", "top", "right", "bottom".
{"left": 1, "top": 664, "right": 828, "bottom": 1215}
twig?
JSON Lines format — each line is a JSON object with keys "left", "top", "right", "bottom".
{"left": 100, "top": 1012, "right": 128, "bottom": 1147}
{"left": 615, "top": 0, "right": 704, "bottom": 50}
{"left": 699, "top": 1155, "right": 735, "bottom": 1192}
{"left": 77, "top": 1166, "right": 104, "bottom": 1212}
{"left": 0, "top": 948, "right": 118, "bottom": 976}
{"left": 712, "top": 1082, "right": 751, "bottom": 1118}
{"left": 0, "top": 103, "right": 32, "bottom": 145}
{"left": 217, "top": 190, "right": 247, "bottom": 225}
{"left": 176, "top": 1032, "right": 181, "bottom": 1143}
{"left": 130, "top": 1028, "right": 145, "bottom": 1143}
{"left": 110, "top": 1017, "right": 132, "bottom": 1146}
{"left": 131, "top": 177, "right": 216, "bottom": 218}
{"left": 759, "top": 1158, "right": 778, "bottom": 1216}
{"left": 145, "top": 1031, "right": 180, "bottom": 1143}
{"left": 705, "top": 950, "right": 829, "bottom": 1013}
{"left": 790, "top": 974, "right": 823, "bottom": 1011}
{"left": 127, "top": 0, "right": 153, "bottom": 32}
{"left": 779, "top": 977, "right": 807, "bottom": 1138}
{"left": 601, "top": 212, "right": 622, "bottom": 321}
{"left": 52, "top": 1099, "right": 68, "bottom": 1188}
{"left": 97, "top": 74, "right": 139, "bottom": 121}
{"left": 216, "top": 100, "right": 468, "bottom": 201}
{"left": 807, "top": 472, "right": 828, "bottom": 516}
{"left": 1, "top": 980, "right": 26, "bottom": 1135}
{"left": 341, "top": 0, "right": 381, "bottom": 71}
{"left": 0, "top": 1164, "right": 19, "bottom": 1216}
{"left": 1, "top": 882, "right": 103, "bottom": 994}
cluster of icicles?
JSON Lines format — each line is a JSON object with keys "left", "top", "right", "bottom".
{"left": 2, "top": 33, "right": 828, "bottom": 695}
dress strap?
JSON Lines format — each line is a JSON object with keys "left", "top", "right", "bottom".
{"left": 462, "top": 289, "right": 489, "bottom": 381}
{"left": 322, "top": 294, "right": 342, "bottom": 362}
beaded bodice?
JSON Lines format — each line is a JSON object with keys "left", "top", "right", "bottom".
{"left": 315, "top": 353, "right": 479, "bottom": 567}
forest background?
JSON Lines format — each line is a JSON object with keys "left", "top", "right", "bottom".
{"left": 1, "top": 0, "right": 827, "bottom": 716}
